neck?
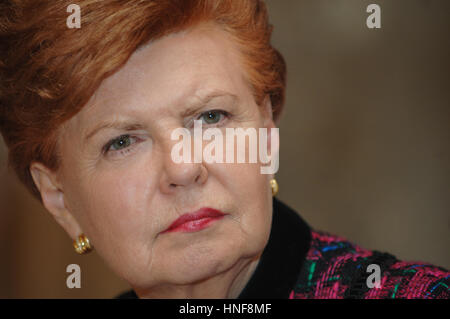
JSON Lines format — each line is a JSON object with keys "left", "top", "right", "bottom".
{"left": 134, "top": 254, "right": 261, "bottom": 299}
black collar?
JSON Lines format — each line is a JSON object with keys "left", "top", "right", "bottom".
{"left": 116, "top": 197, "right": 312, "bottom": 299}
{"left": 237, "top": 197, "right": 311, "bottom": 298}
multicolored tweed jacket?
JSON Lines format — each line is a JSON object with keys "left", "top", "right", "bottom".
{"left": 291, "top": 230, "right": 449, "bottom": 299}
{"left": 117, "top": 197, "right": 449, "bottom": 299}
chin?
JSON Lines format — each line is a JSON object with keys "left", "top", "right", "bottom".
{"left": 174, "top": 245, "right": 244, "bottom": 284}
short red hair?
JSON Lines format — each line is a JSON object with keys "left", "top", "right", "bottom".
{"left": 0, "top": 0, "right": 286, "bottom": 202}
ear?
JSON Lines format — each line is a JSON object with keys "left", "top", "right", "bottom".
{"left": 261, "top": 95, "right": 276, "bottom": 130}
{"left": 29, "top": 162, "right": 83, "bottom": 240}
{"left": 260, "top": 95, "right": 280, "bottom": 177}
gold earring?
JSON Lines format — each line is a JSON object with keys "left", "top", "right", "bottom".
{"left": 73, "top": 234, "right": 93, "bottom": 255}
{"left": 270, "top": 178, "right": 278, "bottom": 196}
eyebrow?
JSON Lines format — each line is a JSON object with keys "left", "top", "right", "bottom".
{"left": 84, "top": 91, "right": 238, "bottom": 142}
{"left": 180, "top": 91, "right": 238, "bottom": 118}
{"left": 84, "top": 121, "right": 146, "bottom": 142}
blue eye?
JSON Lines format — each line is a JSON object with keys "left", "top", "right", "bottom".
{"left": 199, "top": 110, "right": 229, "bottom": 125}
{"left": 104, "top": 134, "right": 136, "bottom": 154}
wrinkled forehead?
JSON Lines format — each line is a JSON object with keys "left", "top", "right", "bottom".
{"left": 63, "top": 24, "right": 251, "bottom": 135}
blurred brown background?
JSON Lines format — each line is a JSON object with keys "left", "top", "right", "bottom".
{"left": 0, "top": 0, "right": 449, "bottom": 298}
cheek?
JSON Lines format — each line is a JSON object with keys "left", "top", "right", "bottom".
{"left": 74, "top": 165, "right": 158, "bottom": 261}
{"left": 225, "top": 162, "right": 270, "bottom": 198}
{"left": 213, "top": 161, "right": 272, "bottom": 242}
{"left": 239, "top": 167, "right": 272, "bottom": 238}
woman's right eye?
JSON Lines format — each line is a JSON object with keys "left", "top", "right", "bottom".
{"left": 103, "top": 134, "right": 138, "bottom": 155}
{"left": 110, "top": 135, "right": 132, "bottom": 150}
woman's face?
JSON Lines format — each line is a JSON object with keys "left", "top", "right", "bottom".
{"left": 53, "top": 24, "right": 277, "bottom": 292}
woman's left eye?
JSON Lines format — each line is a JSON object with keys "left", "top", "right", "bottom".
{"left": 198, "top": 110, "right": 229, "bottom": 126}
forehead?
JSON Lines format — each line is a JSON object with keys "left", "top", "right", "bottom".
{"left": 67, "top": 24, "right": 250, "bottom": 131}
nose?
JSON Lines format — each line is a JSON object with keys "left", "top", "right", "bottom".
{"left": 158, "top": 139, "right": 208, "bottom": 194}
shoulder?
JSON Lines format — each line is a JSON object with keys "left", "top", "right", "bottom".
{"left": 291, "top": 229, "right": 450, "bottom": 299}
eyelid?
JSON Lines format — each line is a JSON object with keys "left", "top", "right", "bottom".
{"left": 100, "top": 110, "right": 230, "bottom": 156}
{"left": 192, "top": 109, "right": 230, "bottom": 127}
{"left": 102, "top": 134, "right": 140, "bottom": 155}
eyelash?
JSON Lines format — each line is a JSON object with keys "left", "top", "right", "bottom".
{"left": 102, "top": 135, "right": 141, "bottom": 157}
{"left": 194, "top": 109, "right": 230, "bottom": 127}
{"left": 102, "top": 109, "right": 231, "bottom": 157}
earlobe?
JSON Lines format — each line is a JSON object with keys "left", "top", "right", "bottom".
{"left": 29, "top": 162, "right": 83, "bottom": 240}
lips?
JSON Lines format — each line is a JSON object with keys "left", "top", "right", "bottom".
{"left": 161, "top": 207, "right": 226, "bottom": 234}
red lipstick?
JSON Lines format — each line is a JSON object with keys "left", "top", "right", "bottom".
{"left": 162, "top": 207, "right": 226, "bottom": 234}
